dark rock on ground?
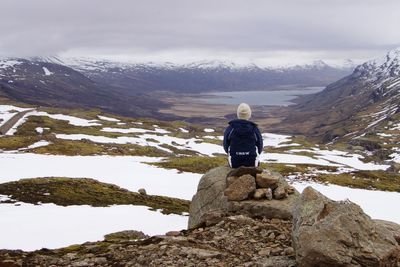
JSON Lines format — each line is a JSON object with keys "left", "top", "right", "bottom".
{"left": 104, "top": 230, "right": 149, "bottom": 242}
{"left": 292, "top": 186, "right": 400, "bottom": 267}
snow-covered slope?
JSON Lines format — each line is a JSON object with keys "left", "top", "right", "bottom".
{"left": 279, "top": 47, "right": 400, "bottom": 143}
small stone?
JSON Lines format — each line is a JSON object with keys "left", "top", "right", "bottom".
{"left": 284, "top": 247, "right": 295, "bottom": 256}
{"left": 234, "top": 231, "right": 244, "bottom": 237}
{"left": 265, "top": 188, "right": 273, "bottom": 200}
{"left": 286, "top": 185, "right": 295, "bottom": 195}
{"left": 268, "top": 232, "right": 276, "bottom": 240}
{"left": 202, "top": 211, "right": 225, "bottom": 227}
{"left": 258, "top": 248, "right": 271, "bottom": 256}
{"left": 253, "top": 188, "right": 268, "bottom": 199}
{"left": 256, "top": 172, "right": 279, "bottom": 189}
{"left": 271, "top": 247, "right": 283, "bottom": 256}
{"left": 166, "top": 231, "right": 181, "bottom": 236}
{"left": 273, "top": 186, "right": 287, "bottom": 200}
{"left": 138, "top": 188, "right": 147, "bottom": 195}
{"left": 276, "top": 234, "right": 286, "bottom": 240}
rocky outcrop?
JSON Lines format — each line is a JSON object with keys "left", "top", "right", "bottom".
{"left": 188, "top": 166, "right": 299, "bottom": 229}
{"left": 292, "top": 186, "right": 400, "bottom": 267}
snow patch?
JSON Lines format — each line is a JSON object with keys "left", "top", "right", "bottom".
{"left": 97, "top": 115, "right": 121, "bottom": 122}
{"left": 0, "top": 153, "right": 201, "bottom": 200}
{"left": 42, "top": 67, "right": 53, "bottom": 76}
{"left": 24, "top": 141, "right": 51, "bottom": 150}
{"left": 0, "top": 203, "right": 187, "bottom": 251}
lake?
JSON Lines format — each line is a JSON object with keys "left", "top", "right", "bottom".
{"left": 198, "top": 87, "right": 324, "bottom": 106}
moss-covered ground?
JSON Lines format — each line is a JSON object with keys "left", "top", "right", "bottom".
{"left": 0, "top": 178, "right": 190, "bottom": 215}
{"left": 150, "top": 156, "right": 228, "bottom": 174}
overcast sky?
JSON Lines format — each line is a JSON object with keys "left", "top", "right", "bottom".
{"left": 1, "top": 0, "right": 400, "bottom": 66}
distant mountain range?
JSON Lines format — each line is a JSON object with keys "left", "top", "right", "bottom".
{"left": 44, "top": 56, "right": 354, "bottom": 93}
{"left": 0, "top": 56, "right": 354, "bottom": 118}
{"left": 277, "top": 47, "right": 400, "bottom": 142}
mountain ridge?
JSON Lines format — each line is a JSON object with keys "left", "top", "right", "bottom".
{"left": 276, "top": 47, "right": 400, "bottom": 142}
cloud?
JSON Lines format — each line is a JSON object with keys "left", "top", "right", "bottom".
{"left": 1, "top": 0, "right": 399, "bottom": 64}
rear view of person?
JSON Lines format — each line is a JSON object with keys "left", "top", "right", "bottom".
{"left": 223, "top": 103, "right": 263, "bottom": 168}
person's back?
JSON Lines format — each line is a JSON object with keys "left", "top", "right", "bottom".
{"left": 223, "top": 103, "right": 263, "bottom": 168}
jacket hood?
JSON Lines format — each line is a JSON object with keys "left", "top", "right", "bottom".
{"left": 228, "top": 119, "right": 257, "bottom": 136}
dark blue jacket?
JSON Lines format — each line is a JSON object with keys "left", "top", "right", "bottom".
{"left": 223, "top": 119, "right": 263, "bottom": 168}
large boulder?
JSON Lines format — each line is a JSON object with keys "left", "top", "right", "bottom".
{"left": 292, "top": 186, "right": 400, "bottom": 267}
{"left": 188, "top": 166, "right": 299, "bottom": 229}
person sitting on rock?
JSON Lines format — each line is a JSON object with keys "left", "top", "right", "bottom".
{"left": 223, "top": 103, "right": 263, "bottom": 168}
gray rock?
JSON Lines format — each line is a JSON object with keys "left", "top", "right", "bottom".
{"left": 253, "top": 188, "right": 268, "bottom": 199}
{"left": 256, "top": 171, "right": 279, "bottom": 189}
{"left": 224, "top": 174, "right": 256, "bottom": 201}
{"left": 374, "top": 219, "right": 400, "bottom": 245}
{"left": 273, "top": 186, "right": 287, "bottom": 200}
{"left": 293, "top": 186, "right": 400, "bottom": 267}
{"left": 226, "top": 166, "right": 263, "bottom": 178}
{"left": 265, "top": 188, "right": 273, "bottom": 200}
{"left": 256, "top": 256, "right": 297, "bottom": 267}
{"left": 188, "top": 166, "right": 299, "bottom": 229}
{"left": 188, "top": 166, "right": 231, "bottom": 229}
{"left": 227, "top": 196, "right": 298, "bottom": 221}
{"left": 138, "top": 188, "right": 147, "bottom": 195}
{"left": 165, "top": 231, "right": 181, "bottom": 236}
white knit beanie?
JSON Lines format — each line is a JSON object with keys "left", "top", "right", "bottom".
{"left": 237, "top": 103, "right": 252, "bottom": 120}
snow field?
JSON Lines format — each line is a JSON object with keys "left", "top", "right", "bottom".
{"left": 0, "top": 153, "right": 201, "bottom": 200}
{"left": 0, "top": 203, "right": 187, "bottom": 251}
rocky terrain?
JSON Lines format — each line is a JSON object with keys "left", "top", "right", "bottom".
{"left": 1, "top": 166, "right": 399, "bottom": 267}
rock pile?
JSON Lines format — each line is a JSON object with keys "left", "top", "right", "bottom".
{"left": 224, "top": 168, "right": 295, "bottom": 201}
{"left": 188, "top": 166, "right": 299, "bottom": 229}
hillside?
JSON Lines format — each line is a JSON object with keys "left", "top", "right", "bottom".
{"left": 0, "top": 58, "right": 171, "bottom": 118}
{"left": 276, "top": 48, "right": 400, "bottom": 146}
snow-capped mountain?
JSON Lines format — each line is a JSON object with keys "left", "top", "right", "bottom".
{"left": 0, "top": 58, "right": 169, "bottom": 118}
{"left": 40, "top": 56, "right": 354, "bottom": 93}
{"left": 278, "top": 47, "right": 400, "bottom": 142}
